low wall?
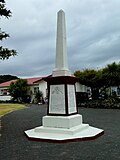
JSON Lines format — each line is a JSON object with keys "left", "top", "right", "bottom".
{"left": 0, "top": 95, "right": 11, "bottom": 101}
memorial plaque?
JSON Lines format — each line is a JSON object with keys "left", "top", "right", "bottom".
{"left": 67, "top": 84, "right": 77, "bottom": 114}
{"left": 49, "top": 84, "right": 65, "bottom": 114}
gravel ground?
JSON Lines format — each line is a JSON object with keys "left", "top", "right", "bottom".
{"left": 0, "top": 104, "right": 120, "bottom": 160}
{"left": 0, "top": 118, "right": 1, "bottom": 137}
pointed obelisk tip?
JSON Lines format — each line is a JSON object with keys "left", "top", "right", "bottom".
{"left": 58, "top": 9, "right": 64, "bottom": 13}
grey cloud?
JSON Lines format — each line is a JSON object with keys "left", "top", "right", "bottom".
{"left": 0, "top": 0, "right": 120, "bottom": 77}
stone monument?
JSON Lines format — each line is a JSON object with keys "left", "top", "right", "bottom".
{"left": 25, "top": 10, "right": 104, "bottom": 142}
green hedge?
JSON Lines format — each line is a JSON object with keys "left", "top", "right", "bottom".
{"left": 77, "top": 96, "right": 120, "bottom": 109}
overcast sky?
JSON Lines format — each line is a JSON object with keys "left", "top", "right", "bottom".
{"left": 1, "top": 0, "right": 120, "bottom": 78}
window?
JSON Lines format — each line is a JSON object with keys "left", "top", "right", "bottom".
{"left": 117, "top": 87, "right": 120, "bottom": 96}
{"left": 34, "top": 87, "right": 39, "bottom": 94}
{"left": 1, "top": 89, "right": 8, "bottom": 95}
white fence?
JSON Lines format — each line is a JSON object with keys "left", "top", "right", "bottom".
{"left": 0, "top": 96, "right": 11, "bottom": 101}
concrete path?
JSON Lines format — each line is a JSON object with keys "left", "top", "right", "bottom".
{"left": 0, "top": 104, "right": 120, "bottom": 160}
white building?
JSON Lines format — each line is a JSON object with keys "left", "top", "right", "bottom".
{"left": 109, "top": 86, "right": 120, "bottom": 97}
{"left": 0, "top": 77, "right": 47, "bottom": 102}
{"left": 0, "top": 76, "right": 88, "bottom": 102}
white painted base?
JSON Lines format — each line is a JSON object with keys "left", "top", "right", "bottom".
{"left": 25, "top": 125, "right": 103, "bottom": 141}
{"left": 52, "top": 69, "right": 71, "bottom": 77}
{"left": 43, "top": 114, "right": 82, "bottom": 128}
{"left": 25, "top": 114, "right": 104, "bottom": 142}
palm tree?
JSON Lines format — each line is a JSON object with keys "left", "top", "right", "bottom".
{"left": 102, "top": 62, "right": 120, "bottom": 87}
{"left": 34, "top": 90, "right": 44, "bottom": 104}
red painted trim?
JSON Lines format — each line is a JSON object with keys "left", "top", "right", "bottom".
{"left": 47, "top": 112, "right": 78, "bottom": 116}
{"left": 47, "top": 84, "right": 50, "bottom": 115}
{"left": 25, "top": 130, "right": 104, "bottom": 143}
{"left": 65, "top": 84, "right": 68, "bottom": 115}
{"left": 44, "top": 76, "right": 77, "bottom": 85}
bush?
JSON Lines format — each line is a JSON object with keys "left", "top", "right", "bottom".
{"left": 77, "top": 96, "right": 120, "bottom": 109}
{"left": 76, "top": 92, "right": 88, "bottom": 106}
{"left": 33, "top": 90, "right": 44, "bottom": 104}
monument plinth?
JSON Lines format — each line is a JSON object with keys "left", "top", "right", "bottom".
{"left": 25, "top": 10, "right": 104, "bottom": 142}
{"left": 45, "top": 76, "right": 77, "bottom": 116}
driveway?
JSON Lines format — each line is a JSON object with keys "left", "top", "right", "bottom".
{"left": 0, "top": 104, "right": 120, "bottom": 160}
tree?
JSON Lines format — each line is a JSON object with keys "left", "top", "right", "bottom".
{"left": 0, "top": 0, "right": 17, "bottom": 60}
{"left": 8, "top": 79, "right": 29, "bottom": 102}
{"left": 74, "top": 62, "right": 120, "bottom": 99}
{"left": 34, "top": 90, "right": 44, "bottom": 104}
{"left": 102, "top": 62, "right": 120, "bottom": 87}
{"left": 0, "top": 74, "right": 18, "bottom": 83}
{"left": 74, "top": 69, "right": 104, "bottom": 99}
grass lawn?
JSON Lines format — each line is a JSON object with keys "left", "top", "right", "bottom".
{"left": 0, "top": 103, "right": 28, "bottom": 117}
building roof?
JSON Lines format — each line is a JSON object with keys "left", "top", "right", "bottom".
{"left": 0, "top": 77, "right": 43, "bottom": 87}
{"left": 0, "top": 80, "right": 17, "bottom": 87}
{"left": 24, "top": 77, "right": 43, "bottom": 85}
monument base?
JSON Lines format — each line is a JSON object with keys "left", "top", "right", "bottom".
{"left": 25, "top": 114, "right": 104, "bottom": 143}
{"left": 52, "top": 69, "right": 71, "bottom": 77}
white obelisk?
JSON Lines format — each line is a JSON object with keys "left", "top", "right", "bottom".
{"left": 25, "top": 10, "right": 104, "bottom": 142}
{"left": 53, "top": 10, "right": 70, "bottom": 76}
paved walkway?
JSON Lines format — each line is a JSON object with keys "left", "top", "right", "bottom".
{"left": 0, "top": 104, "right": 120, "bottom": 160}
